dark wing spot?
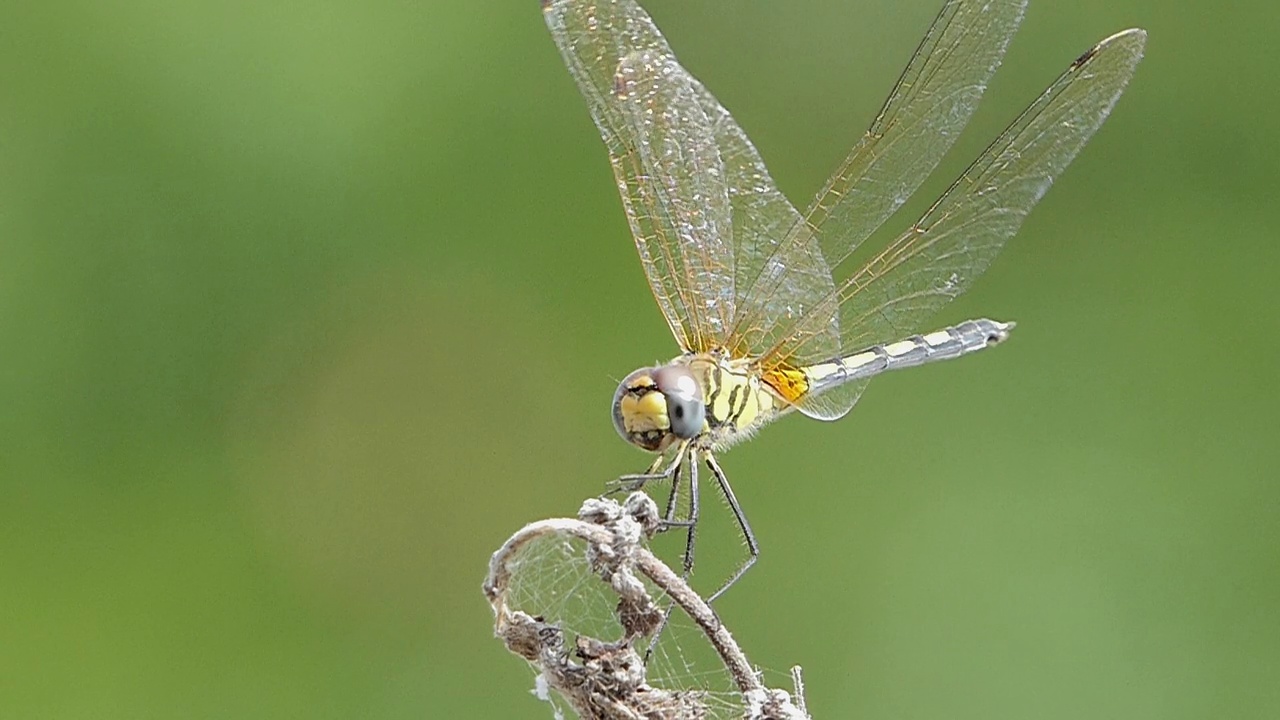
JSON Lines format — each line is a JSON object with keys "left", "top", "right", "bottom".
{"left": 1071, "top": 43, "right": 1101, "bottom": 70}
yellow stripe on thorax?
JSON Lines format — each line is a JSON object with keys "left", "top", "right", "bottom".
{"left": 700, "top": 359, "right": 777, "bottom": 434}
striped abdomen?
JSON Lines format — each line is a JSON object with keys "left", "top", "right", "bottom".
{"left": 805, "top": 318, "right": 1015, "bottom": 397}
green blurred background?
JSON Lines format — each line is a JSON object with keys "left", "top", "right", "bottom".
{"left": 2, "top": 0, "right": 1277, "bottom": 717}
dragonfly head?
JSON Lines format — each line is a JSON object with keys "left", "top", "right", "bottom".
{"left": 612, "top": 364, "right": 706, "bottom": 452}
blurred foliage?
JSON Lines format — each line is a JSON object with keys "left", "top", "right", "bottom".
{"left": 1, "top": 0, "right": 1277, "bottom": 718}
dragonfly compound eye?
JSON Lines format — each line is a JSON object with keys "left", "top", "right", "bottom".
{"left": 612, "top": 368, "right": 667, "bottom": 451}
{"left": 611, "top": 365, "right": 705, "bottom": 451}
{"left": 653, "top": 365, "right": 705, "bottom": 440}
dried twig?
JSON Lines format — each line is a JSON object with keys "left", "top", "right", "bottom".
{"left": 483, "top": 492, "right": 811, "bottom": 719}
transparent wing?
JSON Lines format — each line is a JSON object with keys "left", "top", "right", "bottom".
{"left": 778, "top": 29, "right": 1147, "bottom": 419}
{"left": 809, "top": 0, "right": 1027, "bottom": 272}
{"left": 610, "top": 50, "right": 735, "bottom": 350}
{"left": 729, "top": 0, "right": 1026, "bottom": 356}
{"left": 544, "top": 0, "right": 835, "bottom": 354}
{"left": 543, "top": 0, "right": 726, "bottom": 350}
{"left": 686, "top": 79, "right": 838, "bottom": 360}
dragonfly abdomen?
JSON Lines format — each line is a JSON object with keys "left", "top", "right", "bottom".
{"left": 806, "top": 318, "right": 1015, "bottom": 396}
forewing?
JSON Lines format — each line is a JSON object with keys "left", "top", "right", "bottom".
{"left": 785, "top": 29, "right": 1148, "bottom": 419}
{"left": 687, "top": 80, "right": 838, "bottom": 360}
{"left": 544, "top": 0, "right": 736, "bottom": 351}
{"left": 808, "top": 0, "right": 1027, "bottom": 272}
{"left": 728, "top": 0, "right": 1026, "bottom": 356}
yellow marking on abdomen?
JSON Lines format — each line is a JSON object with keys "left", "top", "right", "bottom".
{"left": 761, "top": 364, "right": 810, "bottom": 404}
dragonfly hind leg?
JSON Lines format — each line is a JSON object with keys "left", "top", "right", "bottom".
{"left": 705, "top": 452, "right": 759, "bottom": 604}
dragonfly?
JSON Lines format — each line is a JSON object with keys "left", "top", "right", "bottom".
{"left": 542, "top": 0, "right": 1144, "bottom": 602}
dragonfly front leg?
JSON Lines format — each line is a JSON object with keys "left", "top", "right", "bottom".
{"left": 606, "top": 450, "right": 680, "bottom": 496}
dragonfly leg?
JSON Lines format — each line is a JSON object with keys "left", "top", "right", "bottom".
{"left": 679, "top": 450, "right": 699, "bottom": 577}
{"left": 644, "top": 452, "right": 700, "bottom": 663}
{"left": 662, "top": 460, "right": 683, "bottom": 524}
{"left": 656, "top": 454, "right": 699, "bottom": 548}
{"left": 605, "top": 451, "right": 678, "bottom": 496}
{"left": 705, "top": 452, "right": 758, "bottom": 605}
